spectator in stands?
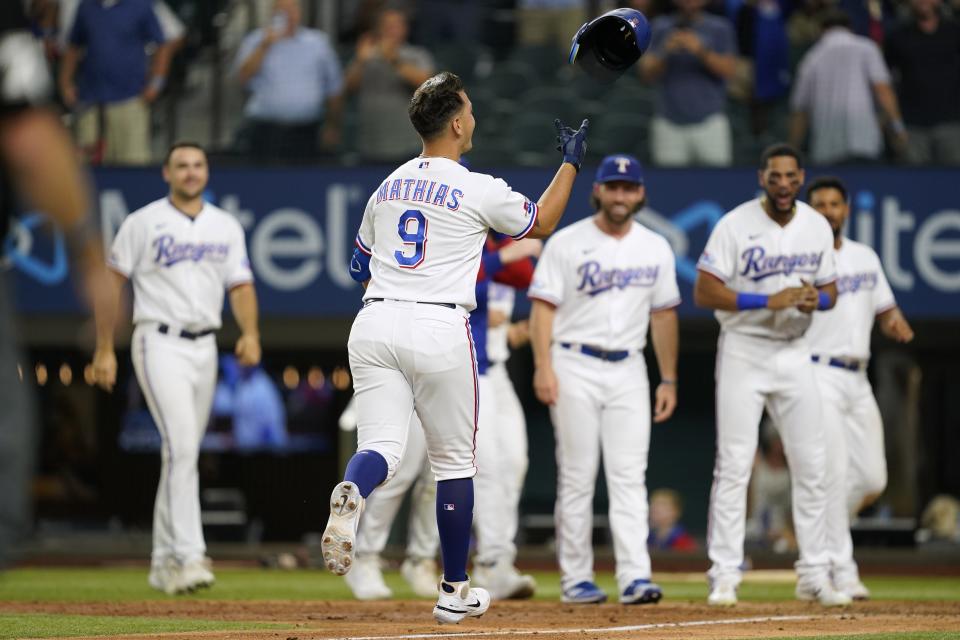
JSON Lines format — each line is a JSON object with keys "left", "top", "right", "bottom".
{"left": 233, "top": 0, "right": 344, "bottom": 162}
{"left": 55, "top": 0, "right": 185, "bottom": 55}
{"left": 733, "top": 0, "right": 792, "bottom": 137}
{"left": 640, "top": 0, "right": 738, "bottom": 166}
{"left": 58, "top": 0, "right": 173, "bottom": 165}
{"left": 786, "top": 0, "right": 832, "bottom": 65}
{"left": 516, "top": 0, "right": 587, "bottom": 51}
{"left": 884, "top": 0, "right": 960, "bottom": 165}
{"left": 788, "top": 8, "right": 907, "bottom": 164}
{"left": 344, "top": 6, "right": 433, "bottom": 163}
{"left": 648, "top": 488, "right": 697, "bottom": 552}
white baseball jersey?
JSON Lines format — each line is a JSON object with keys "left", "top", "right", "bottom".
{"left": 529, "top": 217, "right": 680, "bottom": 351}
{"left": 486, "top": 282, "right": 515, "bottom": 365}
{"left": 108, "top": 198, "right": 253, "bottom": 330}
{"left": 355, "top": 157, "right": 539, "bottom": 310}
{"left": 804, "top": 239, "right": 895, "bottom": 360}
{"left": 696, "top": 198, "right": 837, "bottom": 340}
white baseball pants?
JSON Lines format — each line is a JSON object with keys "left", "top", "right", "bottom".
{"left": 550, "top": 346, "right": 653, "bottom": 592}
{"left": 708, "top": 331, "right": 831, "bottom": 588}
{"left": 473, "top": 362, "right": 530, "bottom": 566}
{"left": 354, "top": 412, "right": 439, "bottom": 560}
{"left": 131, "top": 322, "right": 217, "bottom": 568}
{"left": 813, "top": 362, "right": 887, "bottom": 586}
{"left": 348, "top": 300, "right": 478, "bottom": 482}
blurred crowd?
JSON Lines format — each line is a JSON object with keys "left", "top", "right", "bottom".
{"left": 21, "top": 0, "right": 960, "bottom": 167}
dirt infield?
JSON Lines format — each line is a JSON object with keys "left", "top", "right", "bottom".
{"left": 4, "top": 599, "right": 960, "bottom": 640}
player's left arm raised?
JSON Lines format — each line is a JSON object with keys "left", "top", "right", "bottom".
{"left": 650, "top": 308, "right": 678, "bottom": 423}
{"left": 229, "top": 283, "right": 261, "bottom": 366}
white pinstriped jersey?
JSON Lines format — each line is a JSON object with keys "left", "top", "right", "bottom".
{"left": 108, "top": 198, "right": 253, "bottom": 330}
{"left": 355, "top": 157, "right": 538, "bottom": 311}
{"left": 529, "top": 217, "right": 680, "bottom": 351}
{"left": 697, "top": 198, "right": 837, "bottom": 340}
{"left": 804, "top": 238, "right": 896, "bottom": 360}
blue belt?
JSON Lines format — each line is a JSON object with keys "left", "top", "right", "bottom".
{"left": 366, "top": 297, "right": 456, "bottom": 309}
{"left": 811, "top": 354, "right": 863, "bottom": 372}
{"left": 560, "top": 342, "right": 631, "bottom": 362}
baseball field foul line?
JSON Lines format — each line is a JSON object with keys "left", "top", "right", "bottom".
{"left": 334, "top": 614, "right": 818, "bottom": 640}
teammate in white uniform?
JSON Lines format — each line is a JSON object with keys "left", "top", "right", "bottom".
{"left": 694, "top": 144, "right": 850, "bottom": 607}
{"left": 471, "top": 236, "right": 540, "bottom": 600}
{"left": 529, "top": 154, "right": 679, "bottom": 605}
{"left": 481, "top": 282, "right": 531, "bottom": 590}
{"left": 93, "top": 143, "right": 260, "bottom": 594}
{"left": 804, "top": 176, "right": 914, "bottom": 601}
{"left": 320, "top": 71, "right": 588, "bottom": 625}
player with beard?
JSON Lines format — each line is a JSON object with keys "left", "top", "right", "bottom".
{"left": 529, "top": 154, "right": 679, "bottom": 605}
{"left": 803, "top": 176, "right": 913, "bottom": 600}
{"left": 93, "top": 142, "right": 260, "bottom": 594}
{"left": 694, "top": 144, "right": 850, "bottom": 607}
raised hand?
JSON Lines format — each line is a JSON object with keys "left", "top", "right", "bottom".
{"left": 554, "top": 118, "right": 589, "bottom": 172}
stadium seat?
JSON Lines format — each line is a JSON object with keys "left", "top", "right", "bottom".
{"left": 587, "top": 112, "right": 650, "bottom": 160}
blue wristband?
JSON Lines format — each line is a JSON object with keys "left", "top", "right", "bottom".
{"left": 736, "top": 293, "right": 769, "bottom": 310}
{"left": 817, "top": 291, "right": 831, "bottom": 310}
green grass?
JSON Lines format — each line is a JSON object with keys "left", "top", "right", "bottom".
{"left": 0, "top": 614, "right": 283, "bottom": 639}
{"left": 1, "top": 568, "right": 959, "bottom": 602}
{"left": 0, "top": 569, "right": 958, "bottom": 639}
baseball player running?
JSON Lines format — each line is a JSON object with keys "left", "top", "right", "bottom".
{"left": 322, "top": 71, "right": 588, "bottom": 624}
{"left": 529, "top": 154, "right": 679, "bottom": 605}
{"left": 804, "top": 176, "right": 914, "bottom": 600}
{"left": 93, "top": 142, "right": 261, "bottom": 594}
{"left": 694, "top": 144, "right": 850, "bottom": 607}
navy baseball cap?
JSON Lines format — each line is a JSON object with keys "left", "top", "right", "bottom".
{"left": 595, "top": 154, "right": 644, "bottom": 185}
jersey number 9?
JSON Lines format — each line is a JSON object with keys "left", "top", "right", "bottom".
{"left": 395, "top": 209, "right": 428, "bottom": 269}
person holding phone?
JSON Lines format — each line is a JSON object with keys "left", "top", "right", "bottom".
{"left": 639, "top": 0, "right": 738, "bottom": 167}
{"left": 233, "top": 0, "right": 344, "bottom": 161}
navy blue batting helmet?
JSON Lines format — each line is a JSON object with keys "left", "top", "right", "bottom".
{"left": 568, "top": 8, "right": 652, "bottom": 83}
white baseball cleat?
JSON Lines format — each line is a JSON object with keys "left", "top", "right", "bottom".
{"left": 401, "top": 557, "right": 440, "bottom": 598}
{"left": 180, "top": 557, "right": 215, "bottom": 591}
{"left": 433, "top": 578, "right": 490, "bottom": 625}
{"left": 345, "top": 555, "right": 393, "bottom": 600}
{"left": 796, "top": 582, "right": 853, "bottom": 607}
{"left": 837, "top": 580, "right": 870, "bottom": 601}
{"left": 322, "top": 481, "right": 365, "bottom": 576}
{"left": 707, "top": 580, "right": 738, "bottom": 607}
{"left": 473, "top": 560, "right": 536, "bottom": 600}
{"left": 148, "top": 558, "right": 182, "bottom": 595}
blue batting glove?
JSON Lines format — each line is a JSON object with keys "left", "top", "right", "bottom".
{"left": 555, "top": 118, "right": 589, "bottom": 172}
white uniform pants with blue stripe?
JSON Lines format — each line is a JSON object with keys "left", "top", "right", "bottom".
{"left": 708, "top": 332, "right": 831, "bottom": 589}
{"left": 348, "top": 300, "right": 478, "bottom": 482}
{"left": 550, "top": 346, "right": 653, "bottom": 593}
{"left": 474, "top": 363, "right": 530, "bottom": 565}
{"left": 132, "top": 323, "right": 217, "bottom": 568}
{"left": 814, "top": 363, "right": 886, "bottom": 587}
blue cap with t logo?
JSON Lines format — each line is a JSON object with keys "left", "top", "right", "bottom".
{"left": 595, "top": 154, "right": 644, "bottom": 184}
